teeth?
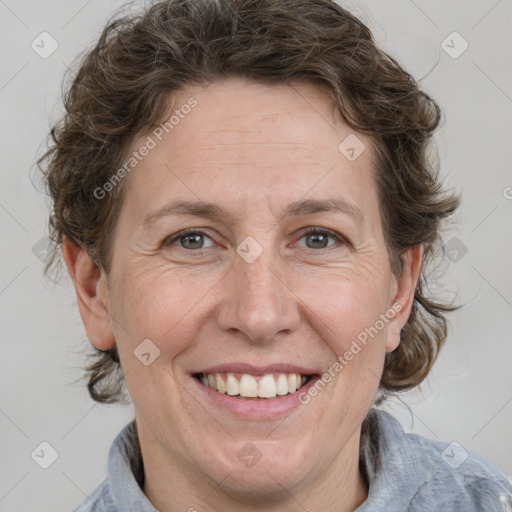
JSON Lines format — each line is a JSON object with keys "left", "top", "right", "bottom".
{"left": 258, "top": 374, "right": 276, "bottom": 398}
{"left": 276, "top": 374, "right": 288, "bottom": 395}
{"left": 215, "top": 373, "right": 226, "bottom": 394}
{"left": 226, "top": 373, "right": 239, "bottom": 396}
{"left": 207, "top": 374, "right": 217, "bottom": 390}
{"left": 198, "top": 372, "right": 310, "bottom": 398}
{"left": 239, "top": 374, "right": 258, "bottom": 397}
{"left": 287, "top": 374, "right": 298, "bottom": 393}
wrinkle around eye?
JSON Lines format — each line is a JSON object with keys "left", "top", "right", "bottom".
{"left": 158, "top": 230, "right": 355, "bottom": 262}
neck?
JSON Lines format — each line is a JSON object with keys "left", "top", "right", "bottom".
{"left": 140, "top": 424, "right": 369, "bottom": 512}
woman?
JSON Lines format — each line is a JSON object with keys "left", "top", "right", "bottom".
{"left": 39, "top": 0, "right": 512, "bottom": 510}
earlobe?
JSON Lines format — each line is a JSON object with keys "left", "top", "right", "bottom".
{"left": 385, "top": 245, "right": 423, "bottom": 352}
{"left": 62, "top": 236, "right": 115, "bottom": 351}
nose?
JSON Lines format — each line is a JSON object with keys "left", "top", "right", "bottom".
{"left": 215, "top": 250, "right": 301, "bottom": 344}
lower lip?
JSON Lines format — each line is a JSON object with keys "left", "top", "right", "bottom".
{"left": 192, "top": 375, "right": 320, "bottom": 420}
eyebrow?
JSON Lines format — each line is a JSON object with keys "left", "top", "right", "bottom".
{"left": 143, "top": 198, "right": 364, "bottom": 227}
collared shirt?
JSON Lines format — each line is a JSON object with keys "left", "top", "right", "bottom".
{"left": 72, "top": 408, "right": 512, "bottom": 511}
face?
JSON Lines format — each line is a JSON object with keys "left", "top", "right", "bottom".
{"left": 66, "top": 77, "right": 420, "bottom": 506}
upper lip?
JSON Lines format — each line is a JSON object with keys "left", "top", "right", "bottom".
{"left": 194, "top": 363, "right": 319, "bottom": 376}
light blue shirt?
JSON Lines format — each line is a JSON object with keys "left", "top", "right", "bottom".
{"left": 73, "top": 408, "right": 512, "bottom": 511}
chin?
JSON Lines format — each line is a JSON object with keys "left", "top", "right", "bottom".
{"left": 202, "top": 439, "right": 314, "bottom": 497}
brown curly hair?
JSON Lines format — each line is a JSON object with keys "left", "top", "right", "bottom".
{"left": 38, "top": 0, "right": 460, "bottom": 404}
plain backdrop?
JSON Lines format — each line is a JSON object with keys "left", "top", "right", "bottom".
{"left": 1, "top": 0, "right": 511, "bottom": 510}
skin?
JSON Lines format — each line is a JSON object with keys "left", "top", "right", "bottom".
{"left": 63, "top": 77, "right": 422, "bottom": 511}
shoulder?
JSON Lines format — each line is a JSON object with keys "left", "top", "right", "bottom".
{"left": 71, "top": 419, "right": 155, "bottom": 512}
{"left": 359, "top": 408, "right": 512, "bottom": 512}
{"left": 71, "top": 478, "right": 116, "bottom": 512}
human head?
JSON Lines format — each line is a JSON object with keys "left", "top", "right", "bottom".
{"left": 39, "top": 1, "right": 459, "bottom": 504}
{"left": 40, "top": 0, "right": 458, "bottom": 404}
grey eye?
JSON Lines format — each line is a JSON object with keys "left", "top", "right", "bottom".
{"left": 304, "top": 232, "right": 331, "bottom": 249}
{"left": 180, "top": 233, "right": 205, "bottom": 249}
{"left": 166, "top": 230, "right": 215, "bottom": 250}
{"left": 296, "top": 228, "right": 342, "bottom": 250}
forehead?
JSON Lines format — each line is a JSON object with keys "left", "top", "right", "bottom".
{"left": 120, "top": 77, "right": 377, "bottom": 224}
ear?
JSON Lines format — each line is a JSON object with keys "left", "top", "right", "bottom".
{"left": 62, "top": 236, "right": 115, "bottom": 351}
{"left": 385, "top": 245, "right": 423, "bottom": 352}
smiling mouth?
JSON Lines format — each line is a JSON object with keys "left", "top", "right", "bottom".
{"left": 193, "top": 372, "right": 313, "bottom": 400}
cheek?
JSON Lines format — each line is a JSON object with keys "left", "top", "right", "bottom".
{"left": 302, "top": 268, "right": 391, "bottom": 344}
{"left": 299, "top": 269, "right": 392, "bottom": 398}
{"left": 110, "top": 265, "right": 221, "bottom": 356}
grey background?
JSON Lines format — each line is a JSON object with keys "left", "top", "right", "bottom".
{"left": 0, "top": 0, "right": 511, "bottom": 510}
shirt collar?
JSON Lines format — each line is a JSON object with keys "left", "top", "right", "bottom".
{"left": 356, "top": 408, "right": 437, "bottom": 511}
{"left": 108, "top": 420, "right": 158, "bottom": 511}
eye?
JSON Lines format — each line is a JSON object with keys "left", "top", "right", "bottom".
{"left": 295, "top": 227, "right": 346, "bottom": 250}
{"left": 163, "top": 227, "right": 347, "bottom": 252}
{"left": 164, "top": 229, "right": 215, "bottom": 250}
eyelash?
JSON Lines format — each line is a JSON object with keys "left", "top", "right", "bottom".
{"left": 163, "top": 227, "right": 347, "bottom": 252}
